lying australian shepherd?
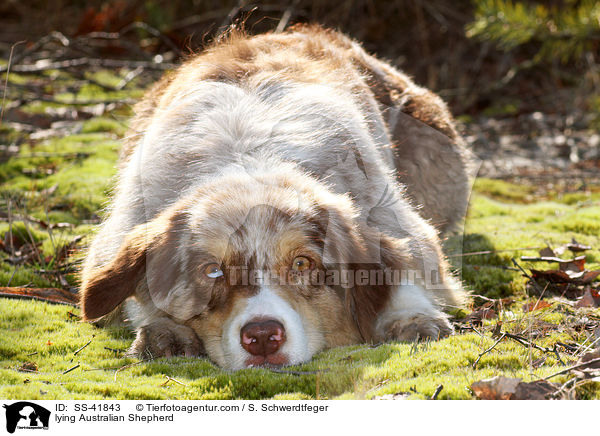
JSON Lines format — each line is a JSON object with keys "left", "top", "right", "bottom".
{"left": 80, "top": 25, "right": 471, "bottom": 370}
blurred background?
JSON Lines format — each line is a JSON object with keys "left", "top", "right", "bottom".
{"left": 1, "top": 0, "right": 599, "bottom": 177}
{"left": 1, "top": 2, "right": 600, "bottom": 394}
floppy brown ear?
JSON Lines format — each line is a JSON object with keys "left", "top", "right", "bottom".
{"left": 312, "top": 197, "right": 413, "bottom": 340}
{"left": 347, "top": 231, "right": 414, "bottom": 341}
{"left": 79, "top": 212, "right": 180, "bottom": 321}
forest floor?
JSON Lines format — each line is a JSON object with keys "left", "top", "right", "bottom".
{"left": 1, "top": 62, "right": 600, "bottom": 400}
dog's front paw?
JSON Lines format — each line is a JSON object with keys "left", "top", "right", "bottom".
{"left": 129, "top": 318, "right": 204, "bottom": 358}
{"left": 384, "top": 314, "right": 453, "bottom": 342}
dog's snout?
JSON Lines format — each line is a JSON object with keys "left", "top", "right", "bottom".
{"left": 240, "top": 319, "right": 286, "bottom": 356}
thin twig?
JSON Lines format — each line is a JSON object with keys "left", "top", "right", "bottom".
{"left": 275, "top": 0, "right": 300, "bottom": 33}
{"left": 267, "top": 367, "right": 329, "bottom": 376}
{"left": 0, "top": 58, "right": 176, "bottom": 73}
{"left": 160, "top": 375, "right": 188, "bottom": 387}
{"left": 543, "top": 357, "right": 600, "bottom": 381}
{"left": 448, "top": 247, "right": 544, "bottom": 258}
{"left": 503, "top": 332, "right": 564, "bottom": 366}
{"left": 115, "top": 66, "right": 144, "bottom": 90}
{"left": 473, "top": 333, "right": 506, "bottom": 369}
{"left": 62, "top": 363, "right": 80, "bottom": 375}
{"left": 73, "top": 336, "right": 94, "bottom": 357}
{"left": 464, "top": 264, "right": 520, "bottom": 271}
{"left": 1, "top": 40, "right": 26, "bottom": 123}
{"left": 511, "top": 257, "right": 545, "bottom": 294}
{"left": 114, "top": 358, "right": 155, "bottom": 381}
{"left": 431, "top": 384, "right": 444, "bottom": 400}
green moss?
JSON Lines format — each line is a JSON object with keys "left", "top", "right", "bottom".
{"left": 1, "top": 69, "right": 599, "bottom": 399}
{"left": 473, "top": 178, "right": 535, "bottom": 203}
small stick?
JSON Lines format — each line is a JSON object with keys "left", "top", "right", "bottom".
{"left": 73, "top": 336, "right": 94, "bottom": 357}
{"left": 431, "top": 384, "right": 444, "bottom": 400}
{"left": 62, "top": 364, "right": 80, "bottom": 374}
{"left": 1, "top": 40, "right": 26, "bottom": 122}
{"left": 511, "top": 258, "right": 545, "bottom": 294}
{"left": 520, "top": 256, "right": 581, "bottom": 263}
{"left": 160, "top": 375, "right": 188, "bottom": 387}
{"left": 543, "top": 357, "right": 600, "bottom": 381}
{"left": 448, "top": 247, "right": 544, "bottom": 258}
{"left": 0, "top": 57, "right": 176, "bottom": 73}
{"left": 114, "top": 358, "right": 154, "bottom": 381}
{"left": 26, "top": 352, "right": 38, "bottom": 356}
{"left": 464, "top": 264, "right": 520, "bottom": 271}
{"left": 267, "top": 368, "right": 329, "bottom": 376}
{"left": 473, "top": 333, "right": 506, "bottom": 369}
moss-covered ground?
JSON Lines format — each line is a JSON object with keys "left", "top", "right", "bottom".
{"left": 1, "top": 68, "right": 599, "bottom": 400}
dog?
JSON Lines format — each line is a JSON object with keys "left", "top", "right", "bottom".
{"left": 80, "top": 25, "right": 471, "bottom": 370}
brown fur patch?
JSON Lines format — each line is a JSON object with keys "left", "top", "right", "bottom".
{"left": 79, "top": 208, "right": 187, "bottom": 320}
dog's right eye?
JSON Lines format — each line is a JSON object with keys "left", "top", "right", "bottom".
{"left": 291, "top": 256, "right": 312, "bottom": 272}
{"left": 203, "top": 263, "right": 224, "bottom": 278}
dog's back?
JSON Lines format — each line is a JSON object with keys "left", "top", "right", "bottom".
{"left": 121, "top": 25, "right": 471, "bottom": 232}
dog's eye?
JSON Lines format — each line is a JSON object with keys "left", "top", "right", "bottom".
{"left": 291, "top": 256, "right": 312, "bottom": 272}
{"left": 203, "top": 263, "right": 223, "bottom": 278}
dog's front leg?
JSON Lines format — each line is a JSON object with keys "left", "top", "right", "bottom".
{"left": 129, "top": 317, "right": 204, "bottom": 358}
{"left": 375, "top": 284, "right": 454, "bottom": 342}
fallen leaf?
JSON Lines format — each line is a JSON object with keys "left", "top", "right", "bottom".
{"left": 580, "top": 270, "right": 600, "bottom": 284}
{"left": 464, "top": 304, "right": 497, "bottom": 326}
{"left": 523, "top": 300, "right": 552, "bottom": 312}
{"left": 578, "top": 350, "right": 600, "bottom": 369}
{"left": 566, "top": 238, "right": 592, "bottom": 253}
{"left": 471, "top": 376, "right": 558, "bottom": 400}
{"left": 531, "top": 356, "right": 547, "bottom": 368}
{"left": 372, "top": 393, "right": 410, "bottom": 400}
{"left": 559, "top": 256, "right": 586, "bottom": 274}
{"left": 0, "top": 287, "right": 79, "bottom": 306}
{"left": 18, "top": 362, "right": 38, "bottom": 372}
{"left": 530, "top": 269, "right": 572, "bottom": 283}
{"left": 513, "top": 380, "right": 558, "bottom": 400}
{"left": 575, "top": 288, "right": 600, "bottom": 308}
{"left": 471, "top": 376, "right": 520, "bottom": 400}
{"left": 539, "top": 246, "right": 556, "bottom": 257}
{"left": 530, "top": 268, "right": 599, "bottom": 285}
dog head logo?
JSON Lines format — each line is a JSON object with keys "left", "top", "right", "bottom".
{"left": 3, "top": 402, "right": 50, "bottom": 433}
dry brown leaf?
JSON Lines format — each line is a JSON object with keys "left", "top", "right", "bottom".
{"left": 513, "top": 380, "right": 558, "bottom": 400}
{"left": 464, "top": 304, "right": 497, "bottom": 325}
{"left": 522, "top": 300, "right": 552, "bottom": 312}
{"left": 575, "top": 288, "right": 600, "bottom": 308}
{"left": 0, "top": 287, "right": 78, "bottom": 306}
{"left": 18, "top": 361, "right": 38, "bottom": 372}
{"left": 471, "top": 376, "right": 558, "bottom": 400}
{"left": 530, "top": 269, "right": 572, "bottom": 283}
{"left": 580, "top": 270, "right": 600, "bottom": 284}
{"left": 566, "top": 238, "right": 592, "bottom": 253}
{"left": 530, "top": 268, "right": 598, "bottom": 285}
{"left": 578, "top": 350, "right": 600, "bottom": 369}
{"left": 471, "top": 376, "right": 520, "bottom": 400}
{"left": 559, "top": 256, "right": 586, "bottom": 274}
{"left": 372, "top": 393, "right": 410, "bottom": 400}
{"left": 539, "top": 246, "right": 556, "bottom": 257}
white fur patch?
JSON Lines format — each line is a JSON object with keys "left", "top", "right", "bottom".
{"left": 221, "top": 287, "right": 312, "bottom": 370}
{"left": 374, "top": 284, "right": 444, "bottom": 336}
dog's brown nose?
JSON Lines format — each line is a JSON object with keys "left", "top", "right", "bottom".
{"left": 241, "top": 319, "right": 286, "bottom": 356}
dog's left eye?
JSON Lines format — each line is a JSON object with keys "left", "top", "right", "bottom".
{"left": 203, "top": 263, "right": 224, "bottom": 278}
{"left": 291, "top": 256, "right": 312, "bottom": 272}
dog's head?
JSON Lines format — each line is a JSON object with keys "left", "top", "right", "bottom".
{"left": 80, "top": 168, "right": 414, "bottom": 370}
